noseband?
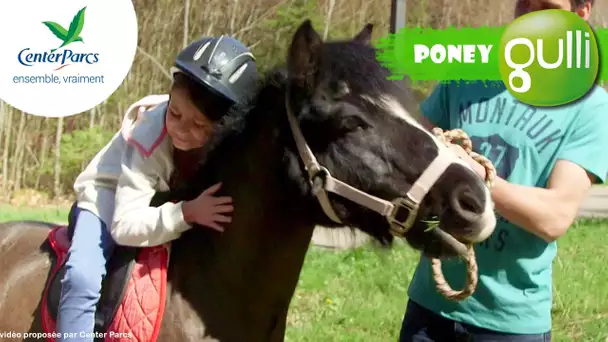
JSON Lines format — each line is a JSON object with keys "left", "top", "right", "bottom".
{"left": 285, "top": 89, "right": 468, "bottom": 254}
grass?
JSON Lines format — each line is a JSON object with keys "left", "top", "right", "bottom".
{"left": 1, "top": 206, "right": 607, "bottom": 341}
{"left": 0, "top": 204, "right": 69, "bottom": 222}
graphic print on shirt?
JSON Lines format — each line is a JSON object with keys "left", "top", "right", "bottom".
{"left": 470, "top": 135, "right": 517, "bottom": 252}
{"left": 454, "top": 95, "right": 567, "bottom": 253}
{"left": 456, "top": 97, "right": 566, "bottom": 155}
{"left": 470, "top": 134, "right": 520, "bottom": 179}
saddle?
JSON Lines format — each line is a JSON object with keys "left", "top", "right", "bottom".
{"left": 41, "top": 202, "right": 169, "bottom": 342}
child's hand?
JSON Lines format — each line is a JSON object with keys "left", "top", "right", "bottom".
{"left": 182, "top": 182, "right": 234, "bottom": 232}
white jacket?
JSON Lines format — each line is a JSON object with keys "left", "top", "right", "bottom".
{"left": 73, "top": 94, "right": 192, "bottom": 247}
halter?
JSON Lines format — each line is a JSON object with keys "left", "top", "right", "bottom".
{"left": 284, "top": 89, "right": 469, "bottom": 255}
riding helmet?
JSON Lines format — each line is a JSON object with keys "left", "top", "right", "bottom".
{"left": 170, "top": 36, "right": 258, "bottom": 105}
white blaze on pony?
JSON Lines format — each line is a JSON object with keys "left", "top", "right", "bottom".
{"left": 361, "top": 94, "right": 496, "bottom": 243}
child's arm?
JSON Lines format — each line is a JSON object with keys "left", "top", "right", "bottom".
{"left": 110, "top": 144, "right": 192, "bottom": 247}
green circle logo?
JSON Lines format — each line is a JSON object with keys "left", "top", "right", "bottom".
{"left": 498, "top": 9, "right": 599, "bottom": 107}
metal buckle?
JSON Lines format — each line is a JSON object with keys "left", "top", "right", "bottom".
{"left": 387, "top": 196, "right": 419, "bottom": 237}
{"left": 310, "top": 166, "right": 330, "bottom": 195}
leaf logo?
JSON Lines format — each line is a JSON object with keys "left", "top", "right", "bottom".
{"left": 42, "top": 6, "right": 86, "bottom": 53}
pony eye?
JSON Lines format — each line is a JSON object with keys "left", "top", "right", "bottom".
{"left": 329, "top": 80, "right": 350, "bottom": 98}
{"left": 344, "top": 115, "right": 370, "bottom": 131}
{"left": 338, "top": 82, "right": 350, "bottom": 97}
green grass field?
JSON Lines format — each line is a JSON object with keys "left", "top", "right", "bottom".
{"left": 1, "top": 205, "right": 606, "bottom": 341}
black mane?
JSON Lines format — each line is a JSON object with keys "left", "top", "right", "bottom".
{"left": 202, "top": 67, "right": 289, "bottom": 162}
{"left": 324, "top": 41, "right": 397, "bottom": 97}
{"left": 169, "top": 66, "right": 295, "bottom": 202}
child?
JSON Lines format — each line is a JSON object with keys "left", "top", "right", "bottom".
{"left": 57, "top": 35, "right": 259, "bottom": 341}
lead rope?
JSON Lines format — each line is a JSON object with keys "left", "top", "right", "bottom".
{"left": 429, "top": 128, "right": 497, "bottom": 301}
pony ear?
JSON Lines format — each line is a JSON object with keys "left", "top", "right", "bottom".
{"left": 288, "top": 19, "right": 322, "bottom": 88}
{"left": 353, "top": 23, "right": 373, "bottom": 44}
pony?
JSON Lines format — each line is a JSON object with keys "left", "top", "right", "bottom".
{"left": 0, "top": 20, "right": 495, "bottom": 341}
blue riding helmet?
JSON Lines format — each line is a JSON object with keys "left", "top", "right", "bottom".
{"left": 170, "top": 36, "right": 259, "bottom": 105}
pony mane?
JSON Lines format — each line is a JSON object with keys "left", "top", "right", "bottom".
{"left": 187, "top": 67, "right": 290, "bottom": 183}
{"left": 200, "top": 38, "right": 395, "bottom": 161}
{"left": 323, "top": 41, "right": 395, "bottom": 95}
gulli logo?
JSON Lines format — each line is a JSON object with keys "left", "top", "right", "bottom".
{"left": 504, "top": 30, "right": 593, "bottom": 93}
{"left": 17, "top": 7, "right": 100, "bottom": 70}
{"left": 498, "top": 9, "right": 599, "bottom": 107}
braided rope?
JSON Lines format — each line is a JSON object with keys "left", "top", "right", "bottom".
{"left": 429, "top": 128, "right": 496, "bottom": 301}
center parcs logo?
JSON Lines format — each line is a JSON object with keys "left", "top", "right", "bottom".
{"left": 18, "top": 7, "right": 99, "bottom": 69}
{"left": 0, "top": 0, "right": 138, "bottom": 117}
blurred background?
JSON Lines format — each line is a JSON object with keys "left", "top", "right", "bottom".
{"left": 0, "top": 0, "right": 607, "bottom": 203}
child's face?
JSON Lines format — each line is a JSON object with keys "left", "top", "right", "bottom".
{"left": 165, "top": 86, "right": 213, "bottom": 151}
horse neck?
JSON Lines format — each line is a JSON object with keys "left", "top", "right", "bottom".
{"left": 168, "top": 81, "right": 319, "bottom": 340}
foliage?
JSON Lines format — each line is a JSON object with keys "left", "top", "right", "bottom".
{"left": 257, "top": 0, "right": 332, "bottom": 73}
{"left": 1, "top": 0, "right": 608, "bottom": 199}
{"left": 40, "top": 127, "right": 116, "bottom": 194}
{"left": 263, "top": 0, "right": 324, "bottom": 33}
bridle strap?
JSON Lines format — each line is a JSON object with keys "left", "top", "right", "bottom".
{"left": 284, "top": 88, "right": 455, "bottom": 235}
{"left": 406, "top": 150, "right": 454, "bottom": 206}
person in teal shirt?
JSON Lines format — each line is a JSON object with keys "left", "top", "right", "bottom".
{"left": 399, "top": 1, "right": 608, "bottom": 341}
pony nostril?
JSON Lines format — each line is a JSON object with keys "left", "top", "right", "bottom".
{"left": 450, "top": 185, "right": 484, "bottom": 222}
{"left": 446, "top": 184, "right": 496, "bottom": 244}
{"left": 459, "top": 192, "right": 480, "bottom": 213}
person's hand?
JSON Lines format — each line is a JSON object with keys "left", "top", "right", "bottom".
{"left": 447, "top": 144, "right": 486, "bottom": 179}
{"left": 182, "top": 182, "right": 234, "bottom": 232}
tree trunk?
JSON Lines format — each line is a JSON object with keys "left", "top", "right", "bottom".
{"left": 100, "top": 102, "right": 106, "bottom": 128}
{"left": 89, "top": 107, "right": 96, "bottom": 128}
{"left": 11, "top": 111, "right": 27, "bottom": 194}
{"left": 323, "top": 0, "right": 336, "bottom": 39}
{"left": 0, "top": 101, "right": 4, "bottom": 143}
{"left": 183, "top": 0, "right": 190, "bottom": 48}
{"left": 53, "top": 117, "right": 63, "bottom": 198}
{"left": 25, "top": 118, "right": 44, "bottom": 190}
{"left": 0, "top": 100, "right": 4, "bottom": 188}
{"left": 2, "top": 108, "right": 13, "bottom": 200}
{"left": 35, "top": 118, "right": 49, "bottom": 190}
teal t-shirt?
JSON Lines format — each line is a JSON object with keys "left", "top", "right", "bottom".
{"left": 408, "top": 81, "right": 608, "bottom": 334}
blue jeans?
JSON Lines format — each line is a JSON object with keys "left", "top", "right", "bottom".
{"left": 399, "top": 300, "right": 552, "bottom": 342}
{"left": 56, "top": 205, "right": 116, "bottom": 341}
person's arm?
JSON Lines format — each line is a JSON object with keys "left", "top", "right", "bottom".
{"left": 111, "top": 144, "right": 192, "bottom": 247}
{"left": 489, "top": 160, "right": 595, "bottom": 242}
{"left": 456, "top": 100, "right": 608, "bottom": 242}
